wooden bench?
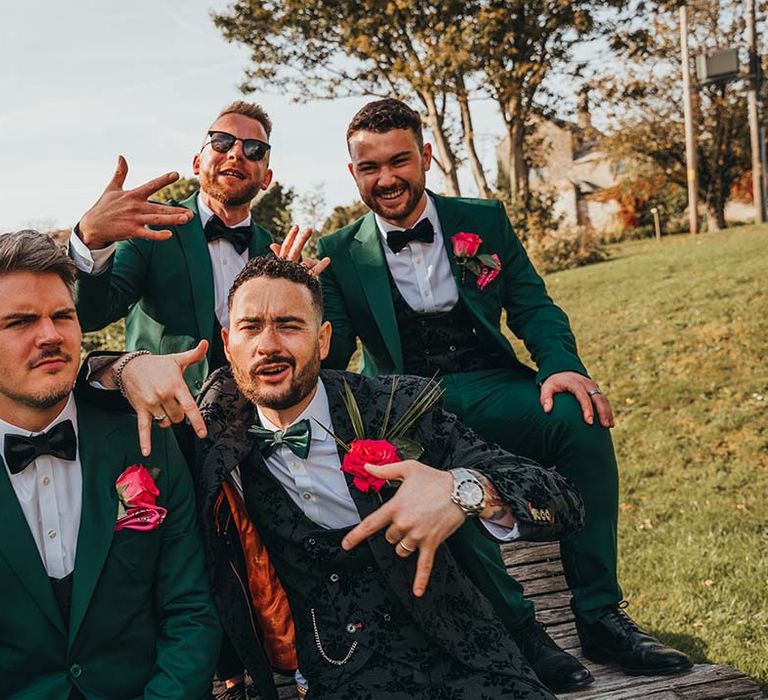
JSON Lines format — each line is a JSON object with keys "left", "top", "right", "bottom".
{"left": 236, "top": 541, "right": 765, "bottom": 699}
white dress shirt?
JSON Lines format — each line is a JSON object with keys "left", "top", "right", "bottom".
{"left": 375, "top": 195, "right": 459, "bottom": 313}
{"left": 69, "top": 193, "right": 250, "bottom": 329}
{"left": 1, "top": 395, "right": 82, "bottom": 579}
{"left": 232, "top": 379, "right": 519, "bottom": 539}
{"left": 231, "top": 379, "right": 360, "bottom": 530}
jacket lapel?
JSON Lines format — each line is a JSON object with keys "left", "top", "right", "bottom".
{"left": 349, "top": 215, "right": 403, "bottom": 372}
{"left": 177, "top": 193, "right": 216, "bottom": 346}
{"left": 320, "top": 371, "right": 388, "bottom": 522}
{"left": 0, "top": 459, "right": 65, "bottom": 634}
{"left": 68, "top": 398, "right": 125, "bottom": 646}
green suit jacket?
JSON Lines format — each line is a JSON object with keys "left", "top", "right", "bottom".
{"left": 316, "top": 193, "right": 588, "bottom": 384}
{"left": 0, "top": 393, "right": 221, "bottom": 699}
{"left": 73, "top": 192, "right": 273, "bottom": 392}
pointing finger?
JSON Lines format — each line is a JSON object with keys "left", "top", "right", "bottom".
{"left": 137, "top": 410, "right": 154, "bottom": 457}
{"left": 412, "top": 546, "right": 435, "bottom": 597}
{"left": 342, "top": 503, "right": 394, "bottom": 550}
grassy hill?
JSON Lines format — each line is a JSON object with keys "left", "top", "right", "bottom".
{"left": 507, "top": 224, "right": 768, "bottom": 687}
{"left": 82, "top": 224, "right": 768, "bottom": 686}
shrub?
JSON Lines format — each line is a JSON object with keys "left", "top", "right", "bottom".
{"left": 525, "top": 226, "right": 609, "bottom": 274}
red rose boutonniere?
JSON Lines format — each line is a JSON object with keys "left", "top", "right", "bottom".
{"left": 114, "top": 464, "right": 167, "bottom": 532}
{"left": 451, "top": 232, "right": 502, "bottom": 290}
{"left": 316, "top": 377, "right": 444, "bottom": 499}
{"left": 341, "top": 439, "right": 399, "bottom": 493}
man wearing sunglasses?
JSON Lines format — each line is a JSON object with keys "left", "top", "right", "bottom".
{"left": 69, "top": 101, "right": 326, "bottom": 396}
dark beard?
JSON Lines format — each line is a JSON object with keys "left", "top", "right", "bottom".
{"left": 232, "top": 351, "right": 320, "bottom": 412}
{"left": 363, "top": 180, "right": 425, "bottom": 224}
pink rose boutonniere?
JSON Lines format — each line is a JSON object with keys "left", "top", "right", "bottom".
{"left": 451, "top": 232, "right": 502, "bottom": 290}
{"left": 114, "top": 464, "right": 167, "bottom": 532}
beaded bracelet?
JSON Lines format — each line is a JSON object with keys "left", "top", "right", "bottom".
{"left": 112, "top": 350, "right": 151, "bottom": 398}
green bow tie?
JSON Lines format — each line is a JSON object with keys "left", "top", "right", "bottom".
{"left": 249, "top": 419, "right": 312, "bottom": 459}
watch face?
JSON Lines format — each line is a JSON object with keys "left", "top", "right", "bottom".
{"left": 458, "top": 480, "right": 484, "bottom": 509}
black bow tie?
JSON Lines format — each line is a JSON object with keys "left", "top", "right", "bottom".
{"left": 386, "top": 218, "right": 435, "bottom": 254}
{"left": 204, "top": 215, "right": 252, "bottom": 255}
{"left": 4, "top": 420, "right": 77, "bottom": 475}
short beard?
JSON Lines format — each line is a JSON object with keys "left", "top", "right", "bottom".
{"left": 0, "top": 383, "right": 72, "bottom": 410}
{"left": 363, "top": 179, "right": 425, "bottom": 224}
{"left": 232, "top": 351, "right": 321, "bottom": 412}
{"left": 199, "top": 171, "right": 261, "bottom": 207}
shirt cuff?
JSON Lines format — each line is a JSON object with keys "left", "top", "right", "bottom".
{"left": 85, "top": 355, "right": 119, "bottom": 388}
{"left": 480, "top": 519, "right": 520, "bottom": 542}
{"left": 69, "top": 225, "right": 116, "bottom": 274}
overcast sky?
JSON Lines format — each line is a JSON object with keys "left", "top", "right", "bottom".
{"left": 1, "top": 0, "right": 519, "bottom": 232}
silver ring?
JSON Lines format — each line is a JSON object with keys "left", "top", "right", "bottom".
{"left": 397, "top": 540, "right": 416, "bottom": 553}
{"left": 587, "top": 389, "right": 601, "bottom": 397}
{"left": 153, "top": 414, "right": 167, "bottom": 422}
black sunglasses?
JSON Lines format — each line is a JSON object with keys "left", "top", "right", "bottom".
{"left": 205, "top": 130, "right": 272, "bottom": 162}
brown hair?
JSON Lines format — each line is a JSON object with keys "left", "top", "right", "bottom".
{"left": 217, "top": 100, "right": 273, "bottom": 138}
{"left": 0, "top": 230, "right": 77, "bottom": 292}
{"left": 228, "top": 256, "right": 323, "bottom": 318}
{"left": 346, "top": 98, "right": 423, "bottom": 149}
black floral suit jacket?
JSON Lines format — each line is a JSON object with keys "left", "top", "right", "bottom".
{"left": 191, "top": 368, "right": 585, "bottom": 699}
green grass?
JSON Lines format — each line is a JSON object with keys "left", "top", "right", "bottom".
{"left": 508, "top": 225, "right": 768, "bottom": 688}
{"left": 82, "top": 226, "right": 768, "bottom": 686}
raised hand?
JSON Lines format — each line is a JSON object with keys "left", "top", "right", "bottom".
{"left": 269, "top": 225, "right": 331, "bottom": 276}
{"left": 118, "top": 341, "right": 210, "bottom": 456}
{"left": 539, "top": 371, "right": 615, "bottom": 428}
{"left": 341, "top": 460, "right": 465, "bottom": 597}
{"left": 77, "top": 156, "right": 195, "bottom": 249}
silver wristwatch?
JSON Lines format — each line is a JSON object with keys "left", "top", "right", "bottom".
{"left": 450, "top": 468, "right": 485, "bottom": 517}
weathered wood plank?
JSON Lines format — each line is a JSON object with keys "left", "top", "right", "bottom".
{"left": 223, "top": 541, "right": 766, "bottom": 699}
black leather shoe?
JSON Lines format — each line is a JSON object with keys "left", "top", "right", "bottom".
{"left": 510, "top": 618, "right": 594, "bottom": 693}
{"left": 576, "top": 605, "right": 693, "bottom": 675}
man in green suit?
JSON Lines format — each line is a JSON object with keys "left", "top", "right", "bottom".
{"left": 316, "top": 98, "right": 692, "bottom": 686}
{"left": 70, "top": 101, "right": 323, "bottom": 395}
{"left": 0, "top": 231, "right": 221, "bottom": 699}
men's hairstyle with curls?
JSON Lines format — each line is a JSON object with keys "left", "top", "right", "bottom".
{"left": 0, "top": 230, "right": 77, "bottom": 293}
{"left": 346, "top": 98, "right": 423, "bottom": 149}
{"left": 217, "top": 100, "right": 273, "bottom": 138}
{"left": 228, "top": 257, "right": 324, "bottom": 319}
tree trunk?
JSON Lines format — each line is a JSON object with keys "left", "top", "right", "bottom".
{"left": 500, "top": 96, "right": 529, "bottom": 206}
{"left": 455, "top": 75, "right": 493, "bottom": 199}
{"left": 420, "top": 91, "right": 461, "bottom": 196}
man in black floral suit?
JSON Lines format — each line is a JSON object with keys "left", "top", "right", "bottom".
{"left": 197, "top": 257, "right": 587, "bottom": 699}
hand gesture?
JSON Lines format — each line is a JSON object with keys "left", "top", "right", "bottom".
{"left": 539, "top": 371, "right": 614, "bottom": 428}
{"left": 78, "top": 156, "right": 195, "bottom": 249}
{"left": 269, "top": 225, "right": 330, "bottom": 276}
{"left": 341, "top": 460, "right": 465, "bottom": 597}
{"left": 119, "top": 341, "right": 209, "bottom": 456}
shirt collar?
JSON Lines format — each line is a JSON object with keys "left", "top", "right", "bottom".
{"left": 197, "top": 192, "right": 252, "bottom": 230}
{"left": 0, "top": 394, "right": 78, "bottom": 460}
{"left": 256, "top": 378, "right": 330, "bottom": 444}
{"left": 375, "top": 193, "right": 440, "bottom": 241}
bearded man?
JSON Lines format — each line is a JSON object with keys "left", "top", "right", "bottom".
{"left": 70, "top": 101, "right": 326, "bottom": 395}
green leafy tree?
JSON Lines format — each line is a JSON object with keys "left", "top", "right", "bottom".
{"left": 152, "top": 176, "right": 199, "bottom": 203}
{"left": 321, "top": 200, "right": 370, "bottom": 233}
{"left": 251, "top": 181, "right": 296, "bottom": 238}
{"left": 598, "top": 0, "right": 756, "bottom": 229}
{"left": 213, "top": 1, "right": 622, "bottom": 205}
